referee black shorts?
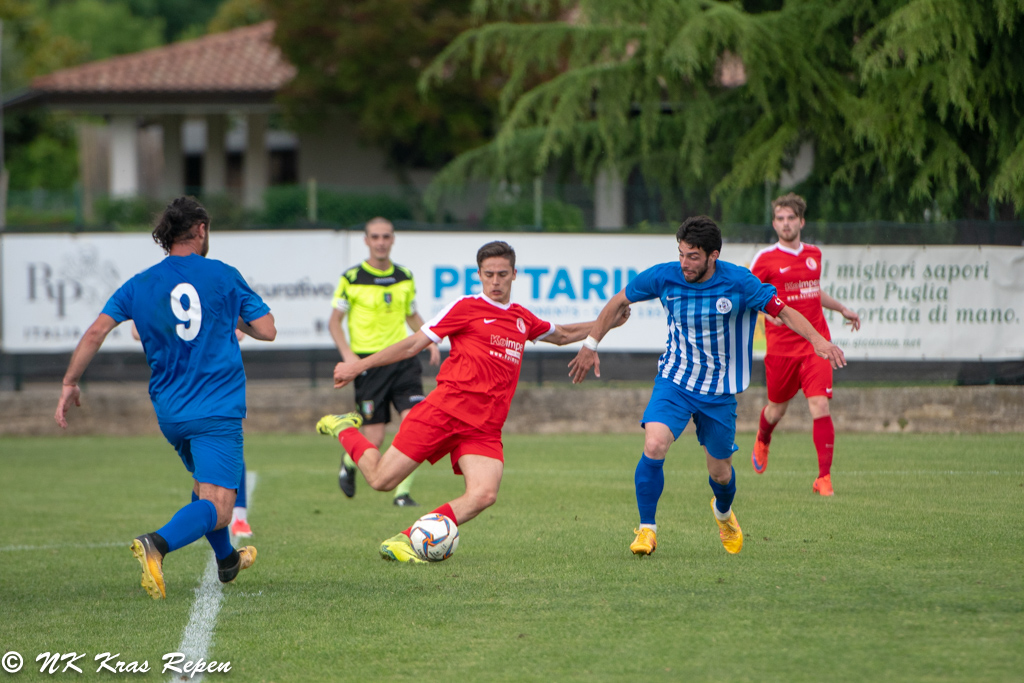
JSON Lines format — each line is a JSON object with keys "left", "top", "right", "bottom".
{"left": 353, "top": 355, "right": 426, "bottom": 425}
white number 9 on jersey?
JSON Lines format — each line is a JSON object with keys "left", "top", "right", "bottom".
{"left": 170, "top": 283, "right": 202, "bottom": 341}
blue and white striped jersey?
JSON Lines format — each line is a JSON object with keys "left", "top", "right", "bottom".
{"left": 625, "top": 259, "right": 778, "bottom": 396}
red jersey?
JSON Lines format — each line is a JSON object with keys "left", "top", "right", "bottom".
{"left": 421, "top": 295, "right": 555, "bottom": 431}
{"left": 750, "top": 243, "right": 830, "bottom": 356}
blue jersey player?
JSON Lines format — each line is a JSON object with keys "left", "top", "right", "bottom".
{"left": 569, "top": 216, "right": 845, "bottom": 556}
{"left": 55, "top": 196, "right": 276, "bottom": 599}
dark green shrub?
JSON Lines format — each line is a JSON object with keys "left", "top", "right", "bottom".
{"left": 261, "top": 185, "right": 413, "bottom": 226}
{"left": 482, "top": 198, "right": 585, "bottom": 232}
{"left": 93, "top": 196, "right": 164, "bottom": 229}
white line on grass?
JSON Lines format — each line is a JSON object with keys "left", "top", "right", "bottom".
{"left": 169, "top": 470, "right": 257, "bottom": 683}
{"left": 0, "top": 541, "right": 127, "bottom": 552}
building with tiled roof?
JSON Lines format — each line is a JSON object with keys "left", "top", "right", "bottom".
{"left": 6, "top": 21, "right": 433, "bottom": 213}
{"left": 7, "top": 20, "right": 621, "bottom": 226}
{"left": 26, "top": 21, "right": 294, "bottom": 104}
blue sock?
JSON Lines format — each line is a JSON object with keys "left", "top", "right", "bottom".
{"left": 205, "top": 526, "right": 234, "bottom": 561}
{"left": 156, "top": 498, "right": 218, "bottom": 553}
{"left": 709, "top": 467, "right": 737, "bottom": 515}
{"left": 635, "top": 454, "right": 666, "bottom": 525}
{"left": 190, "top": 492, "right": 235, "bottom": 561}
{"left": 236, "top": 462, "right": 247, "bottom": 509}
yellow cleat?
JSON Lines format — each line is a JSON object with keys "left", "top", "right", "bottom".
{"left": 131, "top": 534, "right": 166, "bottom": 600}
{"left": 379, "top": 533, "right": 427, "bottom": 564}
{"left": 711, "top": 498, "right": 743, "bottom": 554}
{"left": 219, "top": 546, "right": 257, "bottom": 583}
{"left": 316, "top": 412, "right": 363, "bottom": 438}
{"left": 630, "top": 528, "right": 657, "bottom": 556}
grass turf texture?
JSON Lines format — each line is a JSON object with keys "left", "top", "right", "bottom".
{"left": 1, "top": 432, "right": 1021, "bottom": 682}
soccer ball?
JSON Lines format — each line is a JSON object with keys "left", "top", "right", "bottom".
{"left": 408, "top": 513, "right": 459, "bottom": 562}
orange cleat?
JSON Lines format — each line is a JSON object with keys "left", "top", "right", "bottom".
{"left": 813, "top": 474, "right": 834, "bottom": 496}
{"left": 751, "top": 437, "right": 769, "bottom": 474}
{"left": 230, "top": 518, "right": 253, "bottom": 538}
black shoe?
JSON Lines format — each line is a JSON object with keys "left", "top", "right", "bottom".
{"left": 338, "top": 459, "right": 356, "bottom": 498}
{"left": 392, "top": 493, "right": 419, "bottom": 507}
{"left": 217, "top": 546, "right": 257, "bottom": 583}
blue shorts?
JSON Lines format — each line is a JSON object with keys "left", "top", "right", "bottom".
{"left": 158, "top": 417, "right": 244, "bottom": 489}
{"left": 641, "top": 377, "right": 739, "bottom": 460}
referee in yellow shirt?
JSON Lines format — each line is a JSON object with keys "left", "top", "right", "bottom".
{"left": 328, "top": 217, "right": 440, "bottom": 506}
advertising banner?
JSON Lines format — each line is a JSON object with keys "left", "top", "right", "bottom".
{"left": 2, "top": 232, "right": 1021, "bottom": 360}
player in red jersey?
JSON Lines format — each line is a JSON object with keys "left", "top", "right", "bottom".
{"left": 749, "top": 193, "right": 861, "bottom": 496}
{"left": 316, "top": 240, "right": 630, "bottom": 562}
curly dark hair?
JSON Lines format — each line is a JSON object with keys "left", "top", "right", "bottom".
{"left": 676, "top": 215, "right": 722, "bottom": 256}
{"left": 476, "top": 241, "right": 516, "bottom": 269}
{"left": 152, "top": 196, "right": 210, "bottom": 253}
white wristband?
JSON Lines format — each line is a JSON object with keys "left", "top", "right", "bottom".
{"left": 582, "top": 335, "right": 600, "bottom": 351}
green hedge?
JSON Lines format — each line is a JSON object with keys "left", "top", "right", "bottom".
{"left": 262, "top": 186, "right": 413, "bottom": 226}
{"left": 482, "top": 198, "right": 585, "bottom": 232}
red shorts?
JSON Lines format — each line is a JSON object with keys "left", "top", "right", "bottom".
{"left": 390, "top": 401, "right": 504, "bottom": 476}
{"left": 765, "top": 353, "right": 833, "bottom": 404}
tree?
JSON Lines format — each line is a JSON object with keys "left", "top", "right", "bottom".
{"left": 420, "top": 0, "right": 1024, "bottom": 222}
{"left": 123, "top": 0, "right": 225, "bottom": 42}
{"left": 47, "top": 0, "right": 164, "bottom": 62}
{"left": 265, "top": 0, "right": 554, "bottom": 176}
{"left": 2, "top": 1, "right": 230, "bottom": 193}
{"left": 207, "top": 0, "right": 267, "bottom": 33}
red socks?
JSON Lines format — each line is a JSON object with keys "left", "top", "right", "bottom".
{"left": 338, "top": 428, "right": 374, "bottom": 464}
{"left": 758, "top": 406, "right": 777, "bottom": 445}
{"left": 402, "top": 503, "right": 458, "bottom": 538}
{"left": 812, "top": 416, "right": 835, "bottom": 478}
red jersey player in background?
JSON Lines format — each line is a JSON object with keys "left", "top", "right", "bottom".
{"left": 316, "top": 240, "right": 630, "bottom": 562}
{"left": 749, "top": 193, "right": 861, "bottom": 496}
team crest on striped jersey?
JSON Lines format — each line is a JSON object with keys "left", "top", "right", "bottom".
{"left": 716, "top": 298, "right": 733, "bottom": 314}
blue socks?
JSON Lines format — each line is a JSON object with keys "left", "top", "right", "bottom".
{"left": 187, "top": 491, "right": 236, "bottom": 561}
{"left": 236, "top": 462, "right": 247, "bottom": 508}
{"left": 634, "top": 454, "right": 666, "bottom": 525}
{"left": 635, "top": 455, "right": 737, "bottom": 522}
{"left": 156, "top": 497, "right": 218, "bottom": 553}
{"left": 709, "top": 467, "right": 737, "bottom": 515}
{"left": 153, "top": 490, "right": 239, "bottom": 560}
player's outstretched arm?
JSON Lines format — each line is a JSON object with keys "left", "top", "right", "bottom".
{"left": 544, "top": 304, "right": 630, "bottom": 346}
{"left": 567, "top": 290, "right": 633, "bottom": 384}
{"left": 333, "top": 330, "right": 434, "bottom": 388}
{"left": 407, "top": 312, "right": 441, "bottom": 366}
{"left": 821, "top": 292, "right": 861, "bottom": 331}
{"left": 238, "top": 313, "right": 277, "bottom": 341}
{"left": 776, "top": 306, "right": 847, "bottom": 369}
{"left": 55, "top": 314, "right": 118, "bottom": 428}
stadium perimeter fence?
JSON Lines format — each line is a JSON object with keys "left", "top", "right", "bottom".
{"left": 1, "top": 218, "right": 1022, "bottom": 390}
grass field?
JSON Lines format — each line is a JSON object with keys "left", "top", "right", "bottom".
{"left": 1, "top": 431, "right": 1022, "bottom": 682}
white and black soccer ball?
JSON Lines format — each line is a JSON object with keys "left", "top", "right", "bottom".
{"left": 408, "top": 513, "right": 459, "bottom": 562}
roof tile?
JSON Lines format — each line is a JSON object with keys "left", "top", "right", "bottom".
{"left": 32, "top": 21, "right": 295, "bottom": 93}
